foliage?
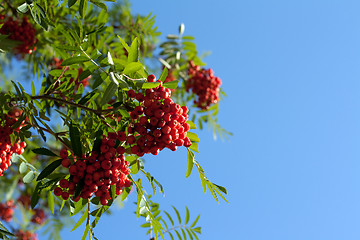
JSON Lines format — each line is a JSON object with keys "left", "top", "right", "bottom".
{"left": 0, "top": 0, "right": 230, "bottom": 239}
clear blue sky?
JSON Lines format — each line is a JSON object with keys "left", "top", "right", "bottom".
{"left": 64, "top": 1, "right": 360, "bottom": 239}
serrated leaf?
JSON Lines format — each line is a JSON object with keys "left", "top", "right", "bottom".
{"left": 23, "top": 171, "right": 35, "bottom": 183}
{"left": 19, "top": 162, "right": 28, "bottom": 174}
{"left": 48, "top": 191, "right": 55, "bottom": 214}
{"left": 61, "top": 56, "right": 89, "bottom": 66}
{"left": 163, "top": 80, "right": 179, "bottom": 89}
{"left": 32, "top": 147, "right": 58, "bottom": 157}
{"left": 122, "top": 62, "right": 142, "bottom": 75}
{"left": 69, "top": 123, "right": 83, "bottom": 157}
{"left": 186, "top": 149, "right": 194, "bottom": 178}
{"left": 186, "top": 132, "right": 200, "bottom": 142}
{"left": 36, "top": 159, "right": 62, "bottom": 181}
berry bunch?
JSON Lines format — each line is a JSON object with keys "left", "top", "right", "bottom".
{"left": 0, "top": 109, "right": 27, "bottom": 176}
{"left": 121, "top": 74, "right": 192, "bottom": 156}
{"left": 31, "top": 209, "right": 47, "bottom": 225}
{"left": 186, "top": 61, "right": 222, "bottom": 110}
{"left": 14, "top": 230, "right": 38, "bottom": 240}
{"left": 0, "top": 16, "right": 36, "bottom": 55}
{"left": 54, "top": 139, "right": 131, "bottom": 205}
{"left": 0, "top": 200, "right": 15, "bottom": 222}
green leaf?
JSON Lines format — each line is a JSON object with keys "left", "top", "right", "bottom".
{"left": 189, "top": 142, "right": 199, "bottom": 153}
{"left": 100, "top": 82, "right": 117, "bottom": 106}
{"left": 68, "top": 0, "right": 78, "bottom": 8}
{"left": 128, "top": 37, "right": 138, "bottom": 63}
{"left": 122, "top": 62, "right": 143, "bottom": 75}
{"left": 37, "top": 159, "right": 62, "bottom": 181}
{"left": 31, "top": 80, "right": 35, "bottom": 95}
{"left": 32, "top": 147, "right": 58, "bottom": 157}
{"left": 186, "top": 132, "right": 200, "bottom": 142}
{"left": 142, "top": 82, "right": 160, "bottom": 89}
{"left": 117, "top": 35, "right": 130, "bottom": 52}
{"left": 192, "top": 227, "right": 201, "bottom": 234}
{"left": 78, "top": 91, "right": 98, "bottom": 105}
{"left": 213, "top": 184, "right": 227, "bottom": 194}
{"left": 186, "top": 149, "right": 195, "bottom": 178}
{"left": 55, "top": 45, "right": 81, "bottom": 51}
{"left": 185, "top": 206, "right": 190, "bottom": 225}
{"left": 70, "top": 123, "right": 83, "bottom": 157}
{"left": 172, "top": 206, "right": 181, "bottom": 224}
{"left": 175, "top": 230, "right": 182, "bottom": 240}
{"left": 158, "top": 67, "right": 168, "bottom": 82}
{"left": 48, "top": 191, "right": 55, "bottom": 214}
{"left": 23, "top": 171, "right": 35, "bottom": 183}
{"left": 190, "top": 215, "right": 200, "bottom": 228}
{"left": 163, "top": 80, "right": 179, "bottom": 89}
{"left": 31, "top": 182, "right": 42, "bottom": 209}
{"left": 19, "top": 162, "right": 28, "bottom": 174}
{"left": 79, "top": 0, "right": 87, "bottom": 18}
{"left": 186, "top": 121, "right": 197, "bottom": 129}
{"left": 17, "top": 3, "right": 28, "bottom": 13}
{"left": 61, "top": 56, "right": 89, "bottom": 66}
{"left": 71, "top": 206, "right": 88, "bottom": 231}
{"left": 72, "top": 198, "right": 87, "bottom": 216}
{"left": 164, "top": 211, "right": 174, "bottom": 226}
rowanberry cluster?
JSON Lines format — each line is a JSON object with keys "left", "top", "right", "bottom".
{"left": 121, "top": 74, "right": 192, "bottom": 156}
{"left": 14, "top": 230, "right": 38, "bottom": 240}
{"left": 31, "top": 209, "right": 47, "bottom": 225}
{"left": 0, "top": 200, "right": 15, "bottom": 222}
{"left": 0, "top": 109, "right": 27, "bottom": 176}
{"left": 0, "top": 15, "right": 36, "bottom": 55}
{"left": 54, "top": 140, "right": 131, "bottom": 206}
{"left": 186, "top": 61, "right": 222, "bottom": 110}
{"left": 17, "top": 194, "right": 31, "bottom": 208}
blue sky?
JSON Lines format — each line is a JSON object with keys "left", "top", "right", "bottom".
{"left": 64, "top": 1, "right": 360, "bottom": 239}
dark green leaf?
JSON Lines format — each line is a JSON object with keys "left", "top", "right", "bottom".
{"left": 70, "top": 123, "right": 83, "bottom": 157}
{"left": 100, "top": 82, "right": 117, "bottom": 106}
{"left": 31, "top": 182, "right": 42, "bottom": 209}
{"left": 37, "top": 159, "right": 62, "bottom": 181}
{"left": 68, "top": 0, "right": 78, "bottom": 8}
{"left": 32, "top": 147, "right": 58, "bottom": 157}
{"left": 213, "top": 184, "right": 227, "bottom": 194}
{"left": 174, "top": 230, "right": 182, "bottom": 240}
